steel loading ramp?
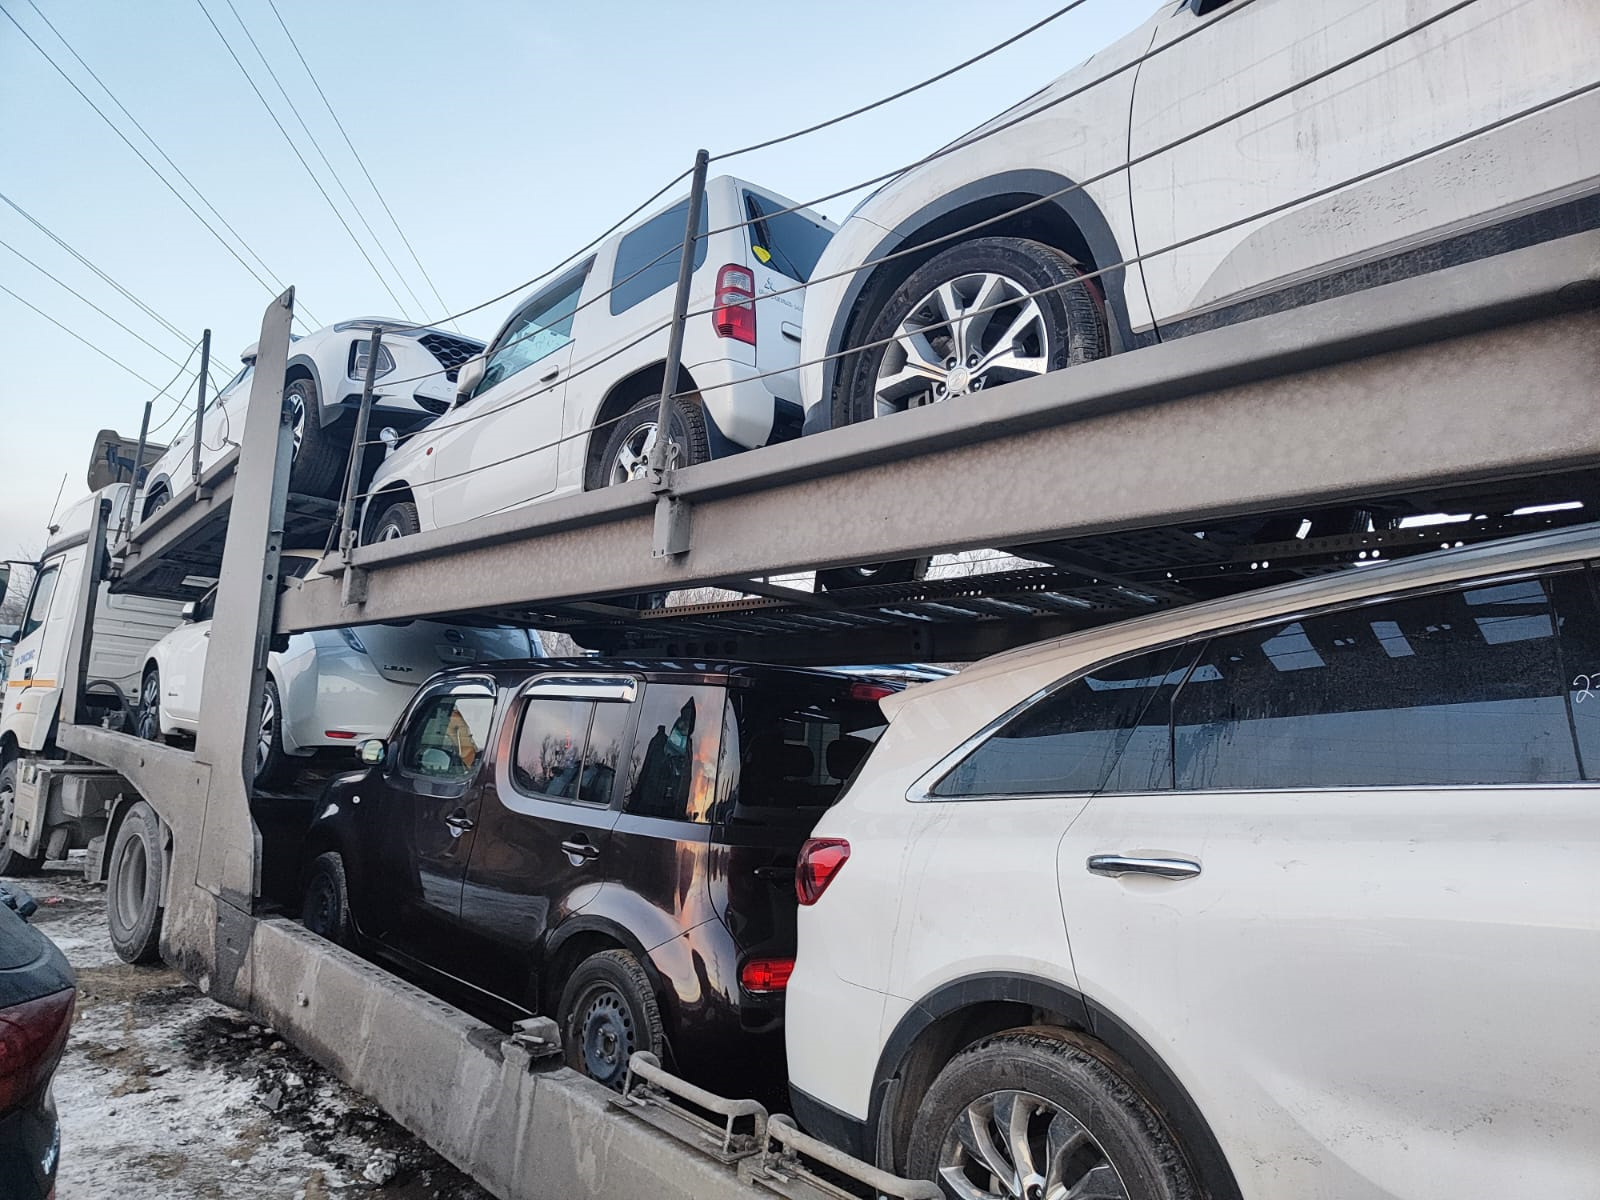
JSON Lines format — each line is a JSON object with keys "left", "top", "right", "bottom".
{"left": 272, "top": 234, "right": 1600, "bottom": 661}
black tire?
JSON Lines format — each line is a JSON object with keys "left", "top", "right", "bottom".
{"left": 142, "top": 486, "right": 170, "bottom": 522}
{"left": 557, "top": 948, "right": 666, "bottom": 1091}
{"left": 107, "top": 800, "right": 165, "bottom": 965}
{"left": 301, "top": 851, "right": 352, "bottom": 946}
{"left": 836, "top": 236, "right": 1107, "bottom": 429}
{"left": 368, "top": 498, "right": 420, "bottom": 544}
{"left": 0, "top": 761, "right": 42, "bottom": 877}
{"left": 907, "top": 1028, "right": 1198, "bottom": 1200}
{"left": 135, "top": 666, "right": 164, "bottom": 744}
{"left": 255, "top": 678, "right": 291, "bottom": 787}
{"left": 587, "top": 395, "right": 711, "bottom": 492}
{"left": 285, "top": 376, "right": 349, "bottom": 499}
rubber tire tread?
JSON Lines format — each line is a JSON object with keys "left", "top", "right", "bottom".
{"left": 907, "top": 1027, "right": 1199, "bottom": 1200}
{"left": 370, "top": 499, "right": 421, "bottom": 543}
{"left": 286, "top": 377, "right": 349, "bottom": 499}
{"left": 0, "top": 760, "right": 42, "bottom": 877}
{"left": 557, "top": 948, "right": 666, "bottom": 1090}
{"left": 107, "top": 800, "right": 165, "bottom": 965}
{"left": 836, "top": 236, "right": 1107, "bottom": 428}
{"left": 301, "top": 851, "right": 353, "bottom": 946}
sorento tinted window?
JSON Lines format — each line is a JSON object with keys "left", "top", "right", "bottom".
{"left": 623, "top": 684, "right": 722, "bottom": 822}
{"left": 478, "top": 271, "right": 585, "bottom": 395}
{"left": 933, "top": 647, "right": 1187, "bottom": 797}
{"left": 610, "top": 201, "right": 709, "bottom": 315}
{"left": 727, "top": 679, "right": 889, "bottom": 818}
{"left": 744, "top": 192, "right": 832, "bottom": 283}
{"left": 1172, "top": 574, "right": 1583, "bottom": 790}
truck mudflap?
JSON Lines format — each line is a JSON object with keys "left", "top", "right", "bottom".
{"left": 615, "top": 1052, "right": 940, "bottom": 1200}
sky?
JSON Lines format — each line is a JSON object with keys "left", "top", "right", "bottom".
{"left": 0, "top": 0, "right": 1153, "bottom": 559}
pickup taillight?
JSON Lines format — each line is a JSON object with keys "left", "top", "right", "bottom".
{"left": 714, "top": 263, "right": 756, "bottom": 345}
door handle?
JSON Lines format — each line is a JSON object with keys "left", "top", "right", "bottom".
{"left": 444, "top": 811, "right": 476, "bottom": 837}
{"left": 539, "top": 366, "right": 560, "bottom": 383}
{"left": 781, "top": 320, "right": 803, "bottom": 343}
{"left": 561, "top": 838, "right": 601, "bottom": 862}
{"left": 1086, "top": 854, "right": 1201, "bottom": 880}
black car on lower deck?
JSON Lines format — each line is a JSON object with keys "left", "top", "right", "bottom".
{"left": 300, "top": 659, "right": 897, "bottom": 1097}
{"left": 0, "top": 885, "right": 74, "bottom": 1200}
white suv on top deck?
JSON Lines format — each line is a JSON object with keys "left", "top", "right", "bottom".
{"left": 359, "top": 176, "right": 834, "bottom": 543}
{"left": 138, "top": 318, "right": 484, "bottom": 514}
{"left": 799, "top": 0, "right": 1600, "bottom": 434}
{"left": 787, "top": 524, "right": 1600, "bottom": 1200}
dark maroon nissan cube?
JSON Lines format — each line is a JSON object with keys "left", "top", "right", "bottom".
{"left": 300, "top": 659, "right": 895, "bottom": 1097}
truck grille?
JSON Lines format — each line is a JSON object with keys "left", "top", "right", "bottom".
{"left": 417, "top": 333, "right": 482, "bottom": 382}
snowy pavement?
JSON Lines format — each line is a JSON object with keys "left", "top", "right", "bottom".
{"left": 28, "top": 864, "right": 493, "bottom": 1200}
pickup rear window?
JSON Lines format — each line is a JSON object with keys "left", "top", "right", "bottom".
{"left": 725, "top": 680, "right": 888, "bottom": 819}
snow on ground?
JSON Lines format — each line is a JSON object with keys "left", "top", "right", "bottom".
{"left": 27, "top": 864, "right": 493, "bottom": 1200}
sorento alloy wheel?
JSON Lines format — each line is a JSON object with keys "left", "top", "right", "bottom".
{"left": 837, "top": 237, "right": 1106, "bottom": 428}
{"left": 908, "top": 1030, "right": 1198, "bottom": 1200}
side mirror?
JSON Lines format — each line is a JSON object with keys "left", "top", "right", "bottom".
{"left": 180, "top": 601, "right": 198, "bottom": 622}
{"left": 454, "top": 355, "right": 487, "bottom": 403}
{"left": 358, "top": 738, "right": 387, "bottom": 766}
{"left": 378, "top": 427, "right": 400, "bottom": 457}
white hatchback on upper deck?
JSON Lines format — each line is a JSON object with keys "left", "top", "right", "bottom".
{"left": 358, "top": 176, "right": 834, "bottom": 543}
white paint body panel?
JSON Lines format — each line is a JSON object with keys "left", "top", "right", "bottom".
{"left": 365, "top": 176, "right": 835, "bottom": 537}
{"left": 790, "top": 524, "right": 1600, "bottom": 1196}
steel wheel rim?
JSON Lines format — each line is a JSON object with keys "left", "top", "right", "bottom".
{"left": 937, "top": 1089, "right": 1127, "bottom": 1200}
{"left": 138, "top": 674, "right": 161, "bottom": 740}
{"left": 307, "top": 874, "right": 337, "bottom": 935}
{"left": 875, "top": 272, "right": 1050, "bottom": 418}
{"left": 255, "top": 687, "right": 275, "bottom": 778}
{"left": 112, "top": 832, "right": 148, "bottom": 932}
{"left": 577, "top": 987, "right": 636, "bottom": 1085}
{"left": 609, "top": 423, "right": 658, "bottom": 486}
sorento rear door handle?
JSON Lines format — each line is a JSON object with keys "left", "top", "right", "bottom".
{"left": 1086, "top": 854, "right": 1201, "bottom": 880}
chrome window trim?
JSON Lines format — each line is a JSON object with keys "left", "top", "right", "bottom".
{"left": 392, "top": 674, "right": 498, "bottom": 785}
{"left": 501, "top": 674, "right": 638, "bottom": 811}
{"left": 908, "top": 560, "right": 1587, "bottom": 803}
{"left": 514, "top": 674, "right": 639, "bottom": 704}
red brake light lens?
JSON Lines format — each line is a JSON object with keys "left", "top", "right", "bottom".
{"left": 0, "top": 987, "right": 74, "bottom": 1116}
{"left": 796, "top": 838, "right": 850, "bottom": 906}
{"left": 714, "top": 263, "right": 757, "bottom": 345}
{"left": 739, "top": 957, "right": 795, "bottom": 994}
{"left": 848, "top": 682, "right": 894, "bottom": 702}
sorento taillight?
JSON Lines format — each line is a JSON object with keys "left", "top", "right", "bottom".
{"left": 796, "top": 838, "right": 850, "bottom": 906}
{"left": 714, "top": 264, "right": 757, "bottom": 344}
{"left": 739, "top": 957, "right": 795, "bottom": 994}
{"left": 0, "top": 987, "right": 74, "bottom": 1116}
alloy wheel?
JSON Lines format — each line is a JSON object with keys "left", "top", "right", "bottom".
{"left": 255, "top": 686, "right": 276, "bottom": 779}
{"left": 609, "top": 423, "right": 658, "bottom": 486}
{"left": 936, "top": 1089, "right": 1127, "bottom": 1200}
{"left": 287, "top": 391, "right": 306, "bottom": 461}
{"left": 137, "top": 674, "right": 161, "bottom": 740}
{"left": 874, "top": 272, "right": 1050, "bottom": 418}
{"left": 376, "top": 520, "right": 406, "bottom": 542}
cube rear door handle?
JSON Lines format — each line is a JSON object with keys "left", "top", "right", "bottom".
{"left": 1086, "top": 854, "right": 1201, "bottom": 880}
{"left": 561, "top": 838, "right": 600, "bottom": 861}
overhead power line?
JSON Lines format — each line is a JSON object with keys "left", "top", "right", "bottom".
{"left": 0, "top": 236, "right": 191, "bottom": 368}
{"left": 219, "top": 0, "right": 428, "bottom": 317}
{"left": 195, "top": 0, "right": 415, "bottom": 317}
{"left": 0, "top": 2, "right": 319, "bottom": 327}
{"left": 0, "top": 189, "right": 187, "bottom": 342}
{"left": 0, "top": 281, "right": 165, "bottom": 389}
{"left": 261, "top": 0, "right": 455, "bottom": 326}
